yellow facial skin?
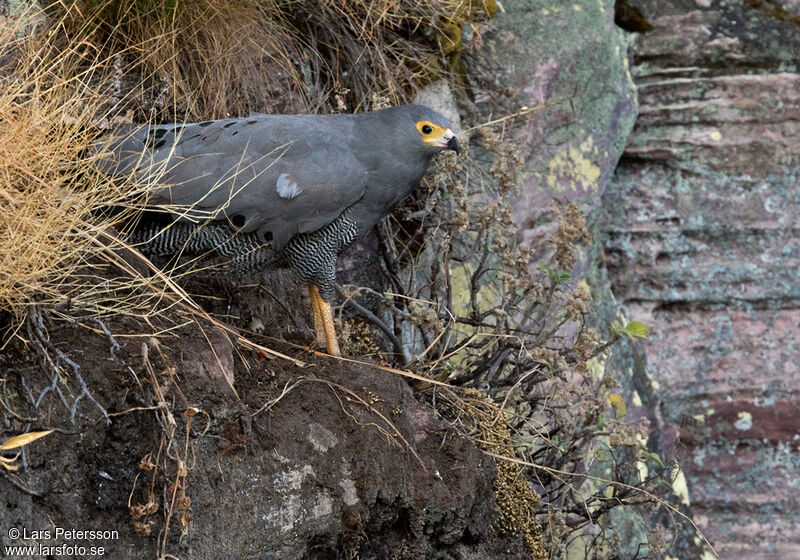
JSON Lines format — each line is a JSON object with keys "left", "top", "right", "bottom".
{"left": 416, "top": 120, "right": 456, "bottom": 149}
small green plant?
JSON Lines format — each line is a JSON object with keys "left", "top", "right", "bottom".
{"left": 612, "top": 320, "right": 651, "bottom": 340}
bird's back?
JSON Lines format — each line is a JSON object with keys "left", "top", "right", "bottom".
{"left": 95, "top": 105, "right": 452, "bottom": 253}
{"left": 95, "top": 113, "right": 370, "bottom": 250}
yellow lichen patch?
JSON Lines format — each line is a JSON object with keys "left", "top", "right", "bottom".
{"left": 444, "top": 260, "right": 505, "bottom": 368}
{"left": 635, "top": 432, "right": 650, "bottom": 481}
{"left": 648, "top": 374, "right": 661, "bottom": 391}
{"left": 448, "top": 261, "right": 503, "bottom": 316}
{"left": 692, "top": 408, "right": 715, "bottom": 425}
{"left": 587, "top": 354, "right": 607, "bottom": 381}
{"left": 671, "top": 464, "right": 691, "bottom": 506}
{"left": 608, "top": 393, "right": 627, "bottom": 418}
{"left": 734, "top": 411, "right": 753, "bottom": 431}
{"left": 542, "top": 137, "right": 601, "bottom": 193}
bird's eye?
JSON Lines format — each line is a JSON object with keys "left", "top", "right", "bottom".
{"left": 421, "top": 125, "right": 433, "bottom": 135}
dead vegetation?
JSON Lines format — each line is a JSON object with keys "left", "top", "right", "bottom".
{"left": 0, "top": 17, "right": 138, "bottom": 321}
{"left": 43, "top": 0, "right": 495, "bottom": 120}
{"left": 372, "top": 147, "right": 685, "bottom": 556}
{"left": 0, "top": 2, "right": 703, "bottom": 559}
{"left": 448, "top": 389, "right": 549, "bottom": 559}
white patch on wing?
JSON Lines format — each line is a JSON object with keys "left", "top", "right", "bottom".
{"left": 276, "top": 172, "right": 303, "bottom": 199}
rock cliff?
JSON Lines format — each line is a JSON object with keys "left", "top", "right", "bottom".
{"left": 602, "top": 1, "right": 800, "bottom": 557}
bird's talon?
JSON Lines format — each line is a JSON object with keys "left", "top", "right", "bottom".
{"left": 308, "top": 284, "right": 341, "bottom": 356}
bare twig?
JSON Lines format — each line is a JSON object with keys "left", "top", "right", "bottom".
{"left": 336, "top": 284, "right": 410, "bottom": 365}
{"left": 483, "top": 451, "right": 718, "bottom": 558}
{"left": 0, "top": 469, "right": 48, "bottom": 497}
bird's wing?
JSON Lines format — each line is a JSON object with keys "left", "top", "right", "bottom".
{"left": 95, "top": 115, "right": 368, "bottom": 250}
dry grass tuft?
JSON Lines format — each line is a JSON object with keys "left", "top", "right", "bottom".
{"left": 44, "top": 0, "right": 305, "bottom": 120}
{"left": 43, "top": 0, "right": 493, "bottom": 120}
{"left": 0, "top": 6, "right": 150, "bottom": 327}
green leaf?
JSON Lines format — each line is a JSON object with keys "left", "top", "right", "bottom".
{"left": 640, "top": 450, "right": 665, "bottom": 467}
{"left": 656, "top": 479, "right": 674, "bottom": 491}
{"left": 624, "top": 321, "right": 650, "bottom": 339}
{"left": 608, "top": 393, "right": 627, "bottom": 418}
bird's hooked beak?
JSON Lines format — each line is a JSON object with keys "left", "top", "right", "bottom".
{"left": 442, "top": 128, "right": 461, "bottom": 155}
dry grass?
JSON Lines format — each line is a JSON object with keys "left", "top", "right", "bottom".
{"left": 43, "top": 0, "right": 493, "bottom": 120}
{"left": 0, "top": 5, "right": 255, "bottom": 336}
{"left": 0, "top": 6, "right": 149, "bottom": 327}
{"left": 44, "top": 0, "right": 305, "bottom": 120}
{"left": 446, "top": 389, "right": 549, "bottom": 559}
{"left": 0, "top": 3, "right": 260, "bottom": 333}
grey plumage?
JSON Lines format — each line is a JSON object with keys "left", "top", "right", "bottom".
{"left": 98, "top": 104, "right": 459, "bottom": 303}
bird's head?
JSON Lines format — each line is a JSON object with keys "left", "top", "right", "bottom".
{"left": 384, "top": 104, "right": 461, "bottom": 156}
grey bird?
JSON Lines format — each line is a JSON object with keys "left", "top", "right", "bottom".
{"left": 96, "top": 104, "right": 460, "bottom": 356}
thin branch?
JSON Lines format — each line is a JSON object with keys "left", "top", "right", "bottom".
{"left": 336, "top": 285, "right": 410, "bottom": 365}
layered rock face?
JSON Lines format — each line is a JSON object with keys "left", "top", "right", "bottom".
{"left": 602, "top": 1, "right": 800, "bottom": 557}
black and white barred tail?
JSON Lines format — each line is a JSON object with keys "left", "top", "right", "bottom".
{"left": 127, "top": 219, "right": 275, "bottom": 273}
{"left": 127, "top": 212, "right": 359, "bottom": 301}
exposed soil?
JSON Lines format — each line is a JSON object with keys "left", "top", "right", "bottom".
{"left": 1, "top": 286, "right": 529, "bottom": 559}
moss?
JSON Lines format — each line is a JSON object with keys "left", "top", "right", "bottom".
{"left": 481, "top": 0, "right": 499, "bottom": 19}
{"left": 439, "top": 21, "right": 463, "bottom": 54}
{"left": 461, "top": 390, "right": 549, "bottom": 560}
{"left": 430, "top": 0, "right": 497, "bottom": 85}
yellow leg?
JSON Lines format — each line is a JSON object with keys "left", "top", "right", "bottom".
{"left": 308, "top": 284, "right": 326, "bottom": 348}
{"left": 308, "top": 284, "right": 341, "bottom": 356}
